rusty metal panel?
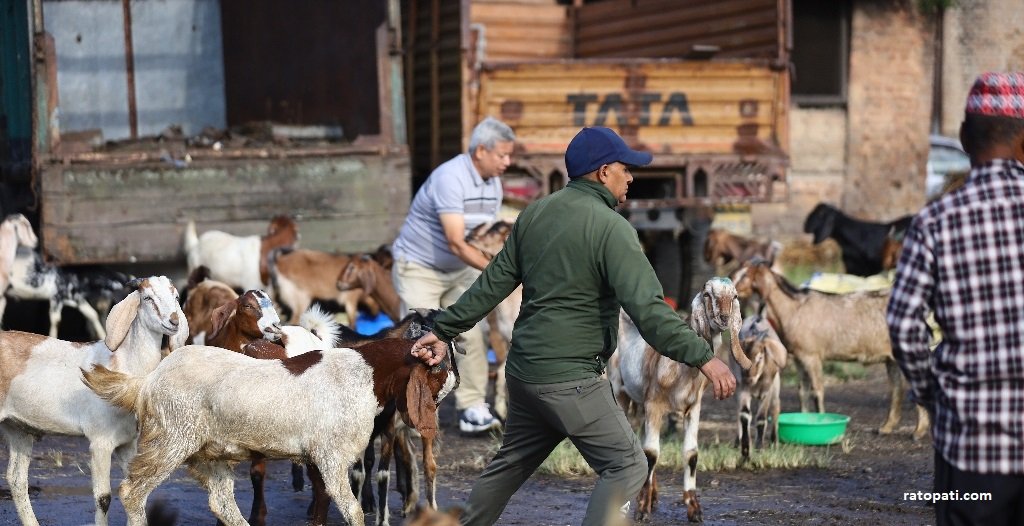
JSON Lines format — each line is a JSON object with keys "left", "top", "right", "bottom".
{"left": 476, "top": 59, "right": 786, "bottom": 205}
{"left": 219, "top": 0, "right": 386, "bottom": 141}
{"left": 575, "top": 0, "right": 780, "bottom": 59}
{"left": 39, "top": 152, "right": 410, "bottom": 264}
{"left": 403, "top": 0, "right": 463, "bottom": 186}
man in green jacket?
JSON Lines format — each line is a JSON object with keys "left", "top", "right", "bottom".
{"left": 412, "top": 126, "right": 736, "bottom": 526}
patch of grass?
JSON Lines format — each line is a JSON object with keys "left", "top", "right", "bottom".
{"left": 782, "top": 360, "right": 868, "bottom": 387}
{"left": 537, "top": 436, "right": 836, "bottom": 478}
{"left": 44, "top": 449, "right": 63, "bottom": 468}
{"left": 823, "top": 361, "right": 868, "bottom": 382}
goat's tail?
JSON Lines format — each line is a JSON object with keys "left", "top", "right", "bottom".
{"left": 183, "top": 220, "right": 200, "bottom": 272}
{"left": 81, "top": 365, "right": 144, "bottom": 414}
{"left": 299, "top": 304, "right": 341, "bottom": 347}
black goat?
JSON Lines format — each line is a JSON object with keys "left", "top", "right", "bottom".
{"left": 803, "top": 203, "right": 912, "bottom": 277}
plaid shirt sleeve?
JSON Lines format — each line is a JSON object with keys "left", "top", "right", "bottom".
{"left": 886, "top": 216, "right": 938, "bottom": 408}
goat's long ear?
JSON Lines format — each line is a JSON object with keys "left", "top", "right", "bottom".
{"left": 405, "top": 364, "right": 439, "bottom": 441}
{"left": 361, "top": 259, "right": 377, "bottom": 296}
{"left": 764, "top": 338, "right": 787, "bottom": 370}
{"left": 105, "top": 291, "right": 140, "bottom": 351}
{"left": 208, "top": 301, "right": 237, "bottom": 342}
{"left": 169, "top": 304, "right": 190, "bottom": 351}
{"left": 728, "top": 298, "right": 752, "bottom": 370}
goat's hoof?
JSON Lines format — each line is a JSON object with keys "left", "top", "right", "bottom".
{"left": 634, "top": 510, "right": 651, "bottom": 523}
{"left": 683, "top": 490, "right": 702, "bottom": 523}
{"left": 877, "top": 425, "right": 896, "bottom": 435}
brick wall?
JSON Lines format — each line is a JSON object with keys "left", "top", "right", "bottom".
{"left": 845, "top": 0, "right": 933, "bottom": 220}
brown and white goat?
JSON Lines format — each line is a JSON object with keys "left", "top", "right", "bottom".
{"left": 0, "top": 213, "right": 38, "bottom": 327}
{"left": 82, "top": 338, "right": 458, "bottom": 526}
{"left": 184, "top": 215, "right": 299, "bottom": 293}
{"left": 731, "top": 259, "right": 929, "bottom": 439}
{"left": 734, "top": 313, "right": 787, "bottom": 460}
{"left": 464, "top": 220, "right": 521, "bottom": 420}
{"left": 703, "top": 228, "right": 781, "bottom": 273}
{"left": 334, "top": 309, "right": 444, "bottom": 525}
{"left": 609, "top": 278, "right": 748, "bottom": 523}
{"left": 270, "top": 248, "right": 371, "bottom": 328}
{"left": 337, "top": 254, "right": 402, "bottom": 323}
{"left": 0, "top": 277, "right": 187, "bottom": 526}
{"left": 181, "top": 266, "right": 240, "bottom": 345}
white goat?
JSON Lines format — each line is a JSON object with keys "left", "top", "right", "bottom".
{"left": 609, "top": 277, "right": 748, "bottom": 523}
{"left": 0, "top": 276, "right": 188, "bottom": 526}
{"left": 734, "top": 313, "right": 787, "bottom": 460}
{"left": 82, "top": 338, "right": 458, "bottom": 526}
{"left": 0, "top": 214, "right": 38, "bottom": 326}
{"left": 184, "top": 216, "right": 299, "bottom": 293}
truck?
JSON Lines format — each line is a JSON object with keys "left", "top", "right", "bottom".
{"left": 1, "top": 0, "right": 410, "bottom": 267}
{"left": 400, "top": 0, "right": 791, "bottom": 304}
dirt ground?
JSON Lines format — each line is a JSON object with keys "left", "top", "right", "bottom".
{"left": 0, "top": 363, "right": 935, "bottom": 526}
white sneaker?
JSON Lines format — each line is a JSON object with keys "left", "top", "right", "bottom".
{"left": 459, "top": 403, "right": 501, "bottom": 434}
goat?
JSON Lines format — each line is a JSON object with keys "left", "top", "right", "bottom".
{"left": 183, "top": 215, "right": 299, "bottom": 293}
{"left": 703, "top": 228, "right": 781, "bottom": 273}
{"left": 333, "top": 309, "right": 443, "bottom": 526}
{"left": 203, "top": 289, "right": 284, "bottom": 353}
{"left": 734, "top": 313, "right": 787, "bottom": 460}
{"left": 3, "top": 236, "right": 125, "bottom": 340}
{"left": 731, "top": 259, "right": 929, "bottom": 439}
{"left": 609, "top": 278, "right": 748, "bottom": 522}
{"left": 184, "top": 286, "right": 340, "bottom": 526}
{"left": 81, "top": 338, "right": 459, "bottom": 526}
{"left": 337, "top": 254, "right": 402, "bottom": 322}
{"left": 0, "top": 276, "right": 187, "bottom": 526}
{"left": 803, "top": 203, "right": 912, "bottom": 277}
{"left": 270, "top": 248, "right": 370, "bottom": 329}
{"left": 0, "top": 214, "right": 38, "bottom": 325}
{"left": 464, "top": 220, "right": 520, "bottom": 420}
{"left": 181, "top": 266, "right": 240, "bottom": 345}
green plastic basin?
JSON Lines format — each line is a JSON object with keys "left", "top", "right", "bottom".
{"left": 777, "top": 412, "right": 850, "bottom": 445}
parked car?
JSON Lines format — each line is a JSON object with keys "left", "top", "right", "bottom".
{"left": 926, "top": 134, "right": 971, "bottom": 200}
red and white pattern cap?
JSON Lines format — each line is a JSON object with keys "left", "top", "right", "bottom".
{"left": 965, "top": 72, "right": 1024, "bottom": 118}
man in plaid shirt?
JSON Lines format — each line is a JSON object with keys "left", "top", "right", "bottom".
{"left": 887, "top": 72, "right": 1024, "bottom": 526}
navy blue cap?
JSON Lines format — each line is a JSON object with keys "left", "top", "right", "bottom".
{"left": 564, "top": 127, "right": 653, "bottom": 178}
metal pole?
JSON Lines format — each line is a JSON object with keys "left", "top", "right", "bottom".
{"left": 122, "top": 0, "right": 138, "bottom": 139}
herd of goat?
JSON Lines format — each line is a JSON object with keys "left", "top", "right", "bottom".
{"left": 0, "top": 201, "right": 924, "bottom": 525}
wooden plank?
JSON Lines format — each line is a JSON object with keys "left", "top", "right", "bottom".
{"left": 476, "top": 60, "right": 784, "bottom": 157}
{"left": 40, "top": 153, "right": 410, "bottom": 264}
{"left": 574, "top": 0, "right": 778, "bottom": 59}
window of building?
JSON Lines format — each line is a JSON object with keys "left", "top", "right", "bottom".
{"left": 791, "top": 0, "right": 850, "bottom": 105}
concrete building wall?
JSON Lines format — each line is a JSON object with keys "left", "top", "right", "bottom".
{"left": 752, "top": 107, "right": 847, "bottom": 240}
{"left": 43, "top": 0, "right": 226, "bottom": 141}
{"left": 940, "top": 0, "right": 1024, "bottom": 138}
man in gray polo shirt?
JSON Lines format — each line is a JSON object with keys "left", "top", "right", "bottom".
{"left": 392, "top": 116, "right": 516, "bottom": 433}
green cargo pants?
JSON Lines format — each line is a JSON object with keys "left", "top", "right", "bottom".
{"left": 461, "top": 375, "right": 647, "bottom": 526}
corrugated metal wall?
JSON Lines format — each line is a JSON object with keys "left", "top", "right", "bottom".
{"left": 220, "top": 0, "right": 385, "bottom": 140}
{"left": 402, "top": 0, "right": 463, "bottom": 188}
{"left": 575, "top": 0, "right": 779, "bottom": 59}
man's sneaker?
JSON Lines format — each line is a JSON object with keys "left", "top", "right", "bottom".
{"left": 459, "top": 404, "right": 501, "bottom": 434}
